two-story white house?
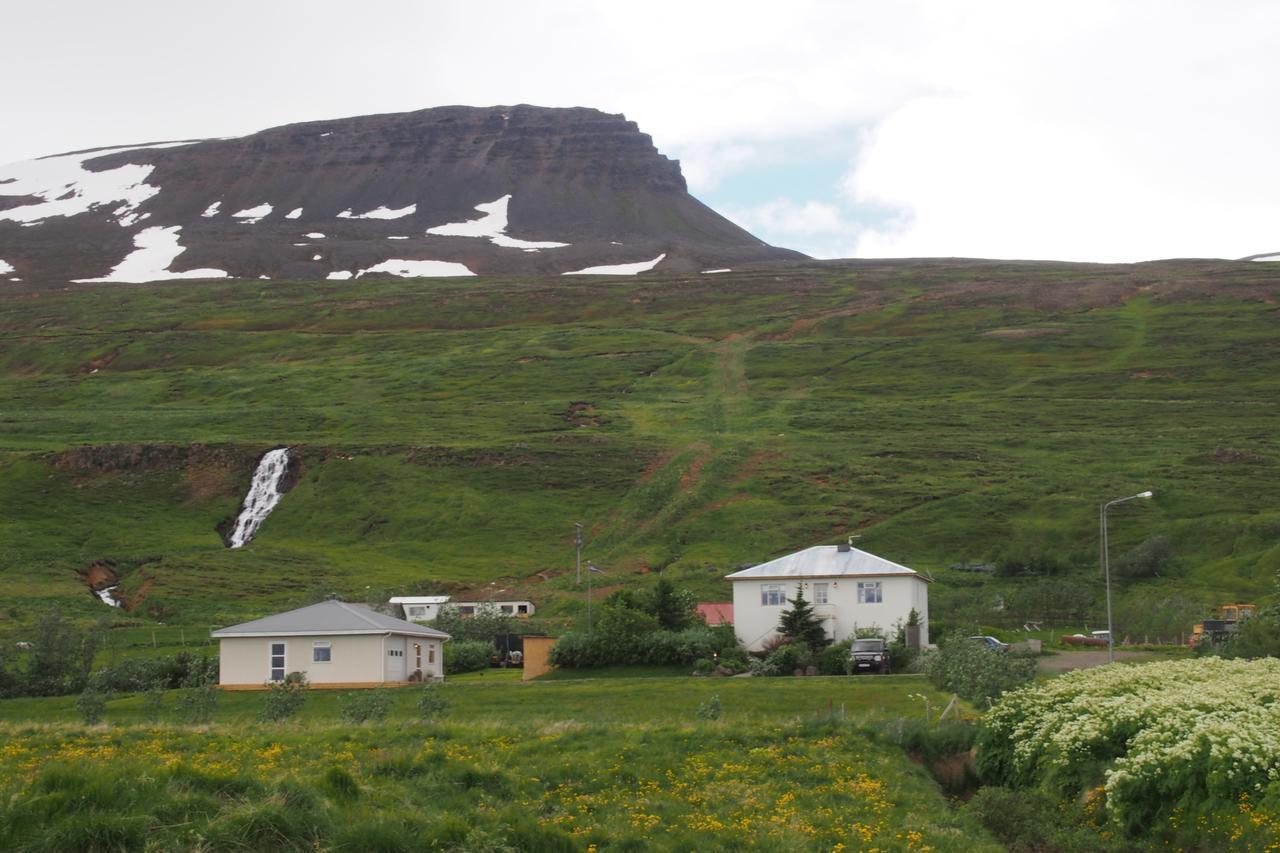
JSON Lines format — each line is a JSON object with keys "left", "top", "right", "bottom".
{"left": 726, "top": 543, "right": 929, "bottom": 651}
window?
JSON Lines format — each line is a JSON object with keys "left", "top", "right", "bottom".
{"left": 406, "top": 606, "right": 426, "bottom": 619}
{"left": 313, "top": 641, "right": 331, "bottom": 663}
{"left": 857, "top": 582, "right": 883, "bottom": 604}
{"left": 813, "top": 583, "right": 829, "bottom": 605}
{"left": 428, "top": 645, "right": 436, "bottom": 664}
{"left": 517, "top": 604, "right": 529, "bottom": 614}
{"left": 459, "top": 606, "right": 475, "bottom": 616}
{"left": 761, "top": 584, "right": 785, "bottom": 606}
{"left": 500, "top": 605, "right": 513, "bottom": 614}
{"left": 269, "top": 642, "right": 286, "bottom": 681}
{"left": 387, "top": 649, "right": 403, "bottom": 657}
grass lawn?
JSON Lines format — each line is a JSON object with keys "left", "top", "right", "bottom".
{"left": 0, "top": 674, "right": 996, "bottom": 851}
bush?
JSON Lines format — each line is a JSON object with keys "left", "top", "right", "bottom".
{"left": 692, "top": 657, "right": 715, "bottom": 675}
{"left": 696, "top": 694, "right": 722, "bottom": 720}
{"left": 764, "top": 642, "right": 814, "bottom": 675}
{"left": 89, "top": 652, "right": 219, "bottom": 694}
{"left": 549, "top": 624, "right": 739, "bottom": 669}
{"left": 76, "top": 690, "right": 107, "bottom": 725}
{"left": 1223, "top": 608, "right": 1280, "bottom": 659}
{"left": 924, "top": 633, "right": 1036, "bottom": 708}
{"left": 818, "top": 638, "right": 854, "bottom": 675}
{"left": 259, "top": 674, "right": 307, "bottom": 722}
{"left": 445, "top": 640, "right": 492, "bottom": 674}
{"left": 178, "top": 684, "right": 219, "bottom": 725}
{"left": 430, "top": 604, "right": 513, "bottom": 644}
{"left": 339, "top": 688, "right": 392, "bottom": 724}
{"left": 1114, "top": 534, "right": 1174, "bottom": 579}
{"left": 416, "top": 684, "right": 450, "bottom": 720}
{"left": 18, "top": 612, "right": 104, "bottom": 697}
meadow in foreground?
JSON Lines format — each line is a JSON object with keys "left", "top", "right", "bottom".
{"left": 0, "top": 675, "right": 997, "bottom": 852}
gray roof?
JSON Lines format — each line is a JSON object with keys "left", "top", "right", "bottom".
{"left": 725, "top": 545, "right": 926, "bottom": 581}
{"left": 212, "top": 600, "right": 451, "bottom": 639}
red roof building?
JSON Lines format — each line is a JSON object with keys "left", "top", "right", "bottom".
{"left": 695, "top": 602, "right": 734, "bottom": 626}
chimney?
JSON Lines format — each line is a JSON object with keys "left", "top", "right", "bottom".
{"left": 836, "top": 543, "right": 851, "bottom": 553}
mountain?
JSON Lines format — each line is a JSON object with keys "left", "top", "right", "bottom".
{"left": 0, "top": 105, "right": 802, "bottom": 284}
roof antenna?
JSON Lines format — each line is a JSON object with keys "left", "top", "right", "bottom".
{"left": 848, "top": 535, "right": 860, "bottom": 546}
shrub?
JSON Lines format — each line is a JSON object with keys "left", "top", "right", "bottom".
{"left": 818, "top": 638, "right": 854, "bottom": 675}
{"left": 1114, "top": 534, "right": 1174, "bottom": 579}
{"left": 75, "top": 690, "right": 107, "bottom": 725}
{"left": 696, "top": 694, "right": 722, "bottom": 720}
{"left": 924, "top": 633, "right": 1035, "bottom": 708}
{"left": 339, "top": 688, "right": 392, "bottom": 724}
{"left": 259, "top": 674, "right": 307, "bottom": 722}
{"left": 977, "top": 657, "right": 1280, "bottom": 835}
{"left": 416, "top": 683, "right": 450, "bottom": 720}
{"left": 178, "top": 684, "right": 220, "bottom": 725}
{"left": 692, "top": 657, "right": 715, "bottom": 675}
{"left": 323, "top": 766, "right": 360, "bottom": 801}
{"left": 89, "top": 652, "right": 219, "bottom": 694}
{"left": 445, "top": 640, "right": 493, "bottom": 674}
{"left": 764, "top": 641, "right": 813, "bottom": 675}
{"left": 430, "top": 604, "right": 513, "bottom": 644}
{"left": 19, "top": 612, "right": 104, "bottom": 697}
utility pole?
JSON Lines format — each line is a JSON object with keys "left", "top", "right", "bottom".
{"left": 574, "top": 522, "right": 583, "bottom": 585}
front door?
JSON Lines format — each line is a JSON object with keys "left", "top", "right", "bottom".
{"left": 386, "top": 643, "right": 406, "bottom": 681}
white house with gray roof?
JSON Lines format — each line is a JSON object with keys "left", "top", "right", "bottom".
{"left": 211, "top": 600, "right": 450, "bottom": 688}
{"left": 726, "top": 543, "right": 930, "bottom": 651}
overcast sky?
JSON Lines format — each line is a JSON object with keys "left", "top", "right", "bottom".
{"left": 3, "top": 1, "right": 1278, "bottom": 262}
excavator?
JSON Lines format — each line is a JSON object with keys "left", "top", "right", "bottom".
{"left": 1190, "top": 604, "right": 1257, "bottom": 646}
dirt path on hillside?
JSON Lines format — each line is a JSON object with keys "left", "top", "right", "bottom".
{"left": 1037, "top": 649, "right": 1158, "bottom": 674}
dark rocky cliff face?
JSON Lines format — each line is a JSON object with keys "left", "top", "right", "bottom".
{"left": 0, "top": 105, "right": 803, "bottom": 283}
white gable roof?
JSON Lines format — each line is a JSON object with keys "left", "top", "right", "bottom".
{"left": 212, "top": 600, "right": 451, "bottom": 639}
{"left": 725, "top": 545, "right": 925, "bottom": 581}
{"left": 389, "top": 596, "right": 451, "bottom": 605}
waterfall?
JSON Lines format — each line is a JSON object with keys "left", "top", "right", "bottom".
{"left": 227, "top": 447, "right": 291, "bottom": 548}
{"left": 95, "top": 586, "right": 122, "bottom": 608}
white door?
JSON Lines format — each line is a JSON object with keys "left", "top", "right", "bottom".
{"left": 386, "top": 642, "right": 406, "bottom": 681}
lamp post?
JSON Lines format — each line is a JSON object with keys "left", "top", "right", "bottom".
{"left": 586, "top": 562, "right": 604, "bottom": 637}
{"left": 574, "top": 522, "right": 583, "bottom": 585}
{"left": 1100, "top": 490, "right": 1153, "bottom": 663}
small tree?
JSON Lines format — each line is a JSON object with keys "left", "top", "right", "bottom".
{"left": 647, "top": 577, "right": 694, "bottom": 631}
{"left": 778, "top": 585, "right": 831, "bottom": 652}
{"left": 260, "top": 673, "right": 308, "bottom": 722}
{"left": 416, "top": 683, "right": 450, "bottom": 721}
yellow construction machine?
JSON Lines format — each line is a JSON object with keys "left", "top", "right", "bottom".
{"left": 1190, "top": 604, "right": 1257, "bottom": 646}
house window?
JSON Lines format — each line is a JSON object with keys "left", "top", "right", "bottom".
{"left": 517, "top": 604, "right": 529, "bottom": 615}
{"left": 500, "top": 605, "right": 514, "bottom": 614}
{"left": 388, "top": 649, "right": 403, "bottom": 657}
{"left": 813, "top": 583, "right": 829, "bottom": 605}
{"left": 857, "top": 582, "right": 883, "bottom": 604}
{"left": 459, "top": 606, "right": 475, "bottom": 616}
{"left": 407, "top": 606, "right": 426, "bottom": 619}
{"left": 428, "top": 645, "right": 436, "bottom": 664}
{"left": 313, "top": 641, "right": 331, "bottom": 663}
{"left": 269, "top": 642, "right": 286, "bottom": 681}
{"left": 761, "top": 584, "right": 785, "bottom": 606}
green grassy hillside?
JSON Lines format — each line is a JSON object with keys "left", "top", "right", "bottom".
{"left": 1, "top": 259, "right": 1278, "bottom": 634}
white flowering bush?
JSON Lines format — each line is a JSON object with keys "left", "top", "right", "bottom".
{"left": 977, "top": 658, "right": 1280, "bottom": 833}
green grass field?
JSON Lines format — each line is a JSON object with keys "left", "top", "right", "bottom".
{"left": 0, "top": 674, "right": 997, "bottom": 851}
{"left": 1, "top": 259, "right": 1278, "bottom": 636}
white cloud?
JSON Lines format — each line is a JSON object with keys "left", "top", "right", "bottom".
{"left": 2, "top": 1, "right": 1279, "bottom": 261}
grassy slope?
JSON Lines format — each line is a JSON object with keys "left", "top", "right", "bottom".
{"left": 0, "top": 675, "right": 995, "bottom": 851}
{"left": 1, "top": 259, "right": 1278, "bottom": 632}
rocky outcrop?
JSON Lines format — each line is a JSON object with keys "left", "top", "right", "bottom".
{"left": 0, "top": 106, "right": 803, "bottom": 284}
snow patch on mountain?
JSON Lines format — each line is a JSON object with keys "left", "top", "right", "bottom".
{"left": 73, "top": 225, "right": 229, "bottom": 283}
{"left": 202, "top": 202, "right": 221, "bottom": 218}
{"left": 563, "top": 253, "right": 666, "bottom": 275}
{"left": 232, "top": 204, "right": 273, "bottom": 224}
{"left": 285, "top": 208, "right": 303, "bottom": 219}
{"left": 327, "top": 270, "right": 353, "bottom": 280}
{"left": 0, "top": 141, "right": 195, "bottom": 227}
{"left": 337, "top": 204, "right": 416, "bottom": 220}
{"left": 426, "top": 195, "right": 569, "bottom": 250}
{"left": 358, "top": 259, "right": 475, "bottom": 278}
{"left": 0, "top": 259, "right": 13, "bottom": 274}
{"left": 305, "top": 232, "right": 325, "bottom": 239}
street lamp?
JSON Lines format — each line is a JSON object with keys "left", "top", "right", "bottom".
{"left": 1100, "top": 490, "right": 1154, "bottom": 663}
{"left": 586, "top": 562, "right": 605, "bottom": 637}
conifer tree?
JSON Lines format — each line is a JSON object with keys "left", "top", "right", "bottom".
{"left": 778, "top": 585, "right": 831, "bottom": 651}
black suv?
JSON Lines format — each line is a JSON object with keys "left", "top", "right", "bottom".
{"left": 849, "top": 638, "right": 891, "bottom": 674}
